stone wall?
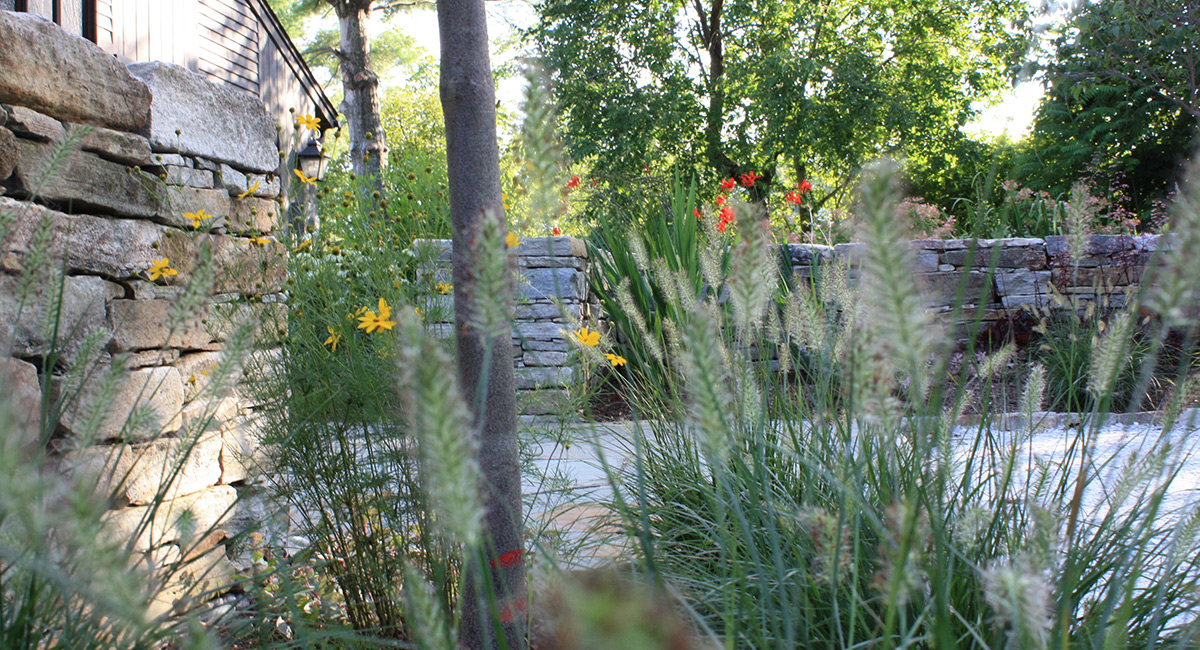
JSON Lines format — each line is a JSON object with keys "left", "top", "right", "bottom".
{"left": 425, "top": 233, "right": 1166, "bottom": 412}
{"left": 0, "top": 11, "right": 283, "bottom": 614}
{"left": 790, "top": 235, "right": 1163, "bottom": 329}
{"left": 420, "top": 236, "right": 597, "bottom": 416}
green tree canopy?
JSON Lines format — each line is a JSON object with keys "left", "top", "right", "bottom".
{"left": 531, "top": 0, "right": 1030, "bottom": 204}
{"left": 1014, "top": 0, "right": 1197, "bottom": 211}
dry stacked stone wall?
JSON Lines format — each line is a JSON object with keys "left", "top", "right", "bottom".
{"left": 420, "top": 236, "right": 597, "bottom": 415}
{"left": 0, "top": 11, "right": 283, "bottom": 613}
{"left": 789, "top": 235, "right": 1166, "bottom": 332}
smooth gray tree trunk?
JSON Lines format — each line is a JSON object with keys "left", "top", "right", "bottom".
{"left": 437, "top": 2, "right": 527, "bottom": 649}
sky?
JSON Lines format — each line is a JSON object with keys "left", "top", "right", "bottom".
{"left": 385, "top": 2, "right": 1047, "bottom": 140}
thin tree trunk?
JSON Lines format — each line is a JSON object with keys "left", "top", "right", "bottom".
{"left": 335, "top": 0, "right": 389, "bottom": 192}
{"left": 437, "top": 2, "right": 527, "bottom": 649}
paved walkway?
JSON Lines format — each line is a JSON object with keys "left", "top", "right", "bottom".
{"left": 522, "top": 410, "right": 1200, "bottom": 568}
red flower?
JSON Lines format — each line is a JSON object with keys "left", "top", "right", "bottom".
{"left": 720, "top": 177, "right": 737, "bottom": 191}
{"left": 552, "top": 226, "right": 562, "bottom": 236}
{"left": 715, "top": 195, "right": 727, "bottom": 206}
{"left": 798, "top": 179, "right": 812, "bottom": 193}
{"left": 694, "top": 207, "right": 702, "bottom": 220}
{"left": 740, "top": 171, "right": 760, "bottom": 187}
{"left": 784, "top": 190, "right": 803, "bottom": 205}
{"left": 566, "top": 175, "right": 580, "bottom": 189}
{"left": 717, "top": 205, "right": 735, "bottom": 232}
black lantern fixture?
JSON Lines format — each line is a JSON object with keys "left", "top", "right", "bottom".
{"left": 296, "top": 138, "right": 328, "bottom": 181}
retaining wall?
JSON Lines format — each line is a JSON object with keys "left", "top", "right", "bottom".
{"left": 0, "top": 10, "right": 284, "bottom": 615}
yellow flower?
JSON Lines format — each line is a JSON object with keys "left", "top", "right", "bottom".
{"left": 573, "top": 326, "right": 600, "bottom": 347}
{"left": 292, "top": 238, "right": 312, "bottom": 253}
{"left": 186, "top": 369, "right": 210, "bottom": 385}
{"left": 605, "top": 353, "right": 627, "bottom": 367}
{"left": 248, "top": 236, "right": 271, "bottom": 246}
{"left": 296, "top": 114, "right": 321, "bottom": 132}
{"left": 237, "top": 180, "right": 261, "bottom": 199}
{"left": 435, "top": 281, "right": 452, "bottom": 295}
{"left": 294, "top": 168, "right": 317, "bottom": 186}
{"left": 506, "top": 231, "right": 521, "bottom": 248}
{"left": 356, "top": 298, "right": 397, "bottom": 333}
{"left": 147, "top": 258, "right": 178, "bottom": 282}
{"left": 323, "top": 326, "right": 342, "bottom": 352}
{"left": 184, "top": 208, "right": 211, "bottom": 229}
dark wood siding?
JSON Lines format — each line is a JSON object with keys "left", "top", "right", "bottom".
{"left": 197, "top": 0, "right": 259, "bottom": 95}
{"left": 258, "top": 27, "right": 320, "bottom": 145}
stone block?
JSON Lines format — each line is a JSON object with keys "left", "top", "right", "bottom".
{"left": 0, "top": 357, "right": 42, "bottom": 441}
{"left": 511, "top": 236, "right": 587, "bottom": 258}
{"left": 518, "top": 255, "right": 587, "bottom": 270}
{"left": 3, "top": 105, "right": 66, "bottom": 141}
{"left": 832, "top": 242, "right": 867, "bottom": 267}
{"left": 229, "top": 196, "right": 279, "bottom": 234}
{"left": 515, "top": 301, "right": 572, "bottom": 321}
{"left": 789, "top": 244, "right": 834, "bottom": 266}
{"left": 78, "top": 125, "right": 152, "bottom": 165}
{"left": 942, "top": 244, "right": 1048, "bottom": 269}
{"left": 216, "top": 163, "right": 247, "bottom": 195}
{"left": 1000, "top": 294, "right": 1048, "bottom": 310}
{"left": 0, "top": 273, "right": 116, "bottom": 361}
{"left": 164, "top": 165, "right": 214, "bottom": 188}
{"left": 101, "top": 484, "right": 237, "bottom": 552}
{"left": 127, "top": 62, "right": 278, "bottom": 173}
{"left": 199, "top": 234, "right": 287, "bottom": 295}
{"left": 220, "top": 421, "right": 269, "bottom": 485}
{"left": 523, "top": 338, "right": 571, "bottom": 352}
{"left": 160, "top": 186, "right": 232, "bottom": 228}
{"left": 180, "top": 396, "right": 238, "bottom": 431}
{"left": 523, "top": 350, "right": 569, "bottom": 366}
{"left": 174, "top": 351, "right": 224, "bottom": 396}
{"left": 148, "top": 152, "right": 187, "bottom": 167}
{"left": 6, "top": 139, "right": 159, "bottom": 217}
{"left": 1050, "top": 264, "right": 1144, "bottom": 289}
{"left": 916, "top": 271, "right": 993, "bottom": 308}
{"left": 995, "top": 270, "right": 1050, "bottom": 298}
{"left": 246, "top": 173, "right": 280, "bottom": 198}
{"left": 912, "top": 250, "right": 939, "bottom": 273}
{"left": 0, "top": 126, "right": 14, "bottom": 180}
{"left": 62, "top": 432, "right": 224, "bottom": 506}
{"left": 1045, "top": 235, "right": 1140, "bottom": 267}
{"left": 122, "top": 349, "right": 180, "bottom": 370}
{"left": 0, "top": 197, "right": 168, "bottom": 277}
{"left": 57, "top": 365, "right": 184, "bottom": 440}
{"left": 516, "top": 366, "right": 575, "bottom": 390}
{"left": 513, "top": 322, "right": 567, "bottom": 342}
{"left": 0, "top": 12, "right": 151, "bottom": 132}
{"left": 108, "top": 299, "right": 215, "bottom": 352}
{"left": 517, "top": 267, "right": 586, "bottom": 301}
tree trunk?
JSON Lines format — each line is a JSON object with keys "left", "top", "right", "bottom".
{"left": 437, "top": 2, "right": 527, "bottom": 649}
{"left": 334, "top": 0, "right": 389, "bottom": 191}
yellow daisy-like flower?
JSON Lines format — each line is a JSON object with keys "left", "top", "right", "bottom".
{"left": 147, "top": 258, "right": 178, "bottom": 282}
{"left": 356, "top": 298, "right": 398, "bottom": 334}
{"left": 573, "top": 326, "right": 600, "bottom": 347}
{"left": 184, "top": 208, "right": 211, "bottom": 229}
{"left": 296, "top": 114, "right": 321, "bottom": 132}
{"left": 237, "top": 180, "right": 261, "bottom": 199}
{"left": 506, "top": 231, "right": 521, "bottom": 248}
{"left": 323, "top": 326, "right": 342, "bottom": 352}
{"left": 248, "top": 236, "right": 271, "bottom": 246}
{"left": 292, "top": 238, "right": 312, "bottom": 253}
{"left": 294, "top": 168, "right": 318, "bottom": 186}
{"left": 605, "top": 353, "right": 627, "bottom": 367}
{"left": 186, "top": 369, "right": 210, "bottom": 385}
{"left": 435, "top": 281, "right": 452, "bottom": 295}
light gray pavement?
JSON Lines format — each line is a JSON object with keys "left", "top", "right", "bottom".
{"left": 522, "top": 410, "right": 1200, "bottom": 568}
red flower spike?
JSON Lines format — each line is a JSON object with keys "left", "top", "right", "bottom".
{"left": 799, "top": 179, "right": 812, "bottom": 193}
{"left": 694, "top": 208, "right": 702, "bottom": 220}
{"left": 740, "top": 171, "right": 760, "bottom": 187}
{"left": 715, "top": 195, "right": 727, "bottom": 207}
{"left": 566, "top": 175, "right": 580, "bottom": 189}
{"left": 784, "top": 190, "right": 803, "bottom": 205}
{"left": 720, "top": 177, "right": 737, "bottom": 191}
{"left": 552, "top": 226, "right": 562, "bottom": 236}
